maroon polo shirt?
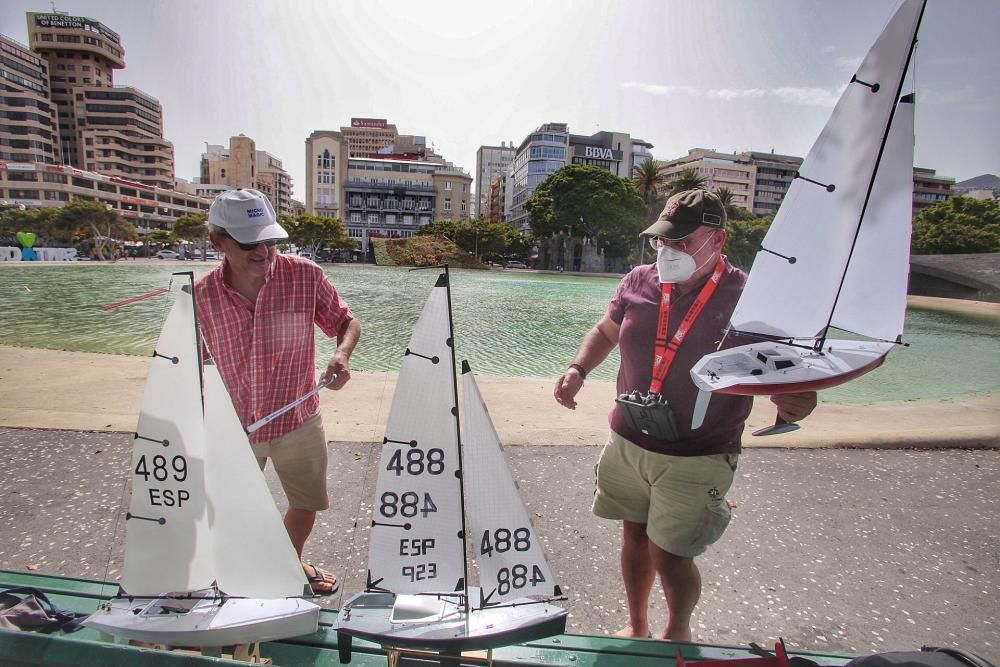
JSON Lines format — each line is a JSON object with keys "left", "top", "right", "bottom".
{"left": 607, "top": 260, "right": 751, "bottom": 456}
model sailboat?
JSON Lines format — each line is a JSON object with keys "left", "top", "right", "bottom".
{"left": 84, "top": 275, "right": 320, "bottom": 647}
{"left": 690, "top": 0, "right": 924, "bottom": 431}
{"left": 335, "top": 271, "right": 566, "bottom": 658}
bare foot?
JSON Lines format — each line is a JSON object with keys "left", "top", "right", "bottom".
{"left": 661, "top": 626, "right": 693, "bottom": 642}
{"left": 614, "top": 624, "right": 650, "bottom": 638}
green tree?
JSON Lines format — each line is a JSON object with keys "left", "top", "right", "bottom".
{"left": 525, "top": 164, "right": 645, "bottom": 265}
{"left": 173, "top": 212, "right": 209, "bottom": 260}
{"left": 715, "top": 187, "right": 737, "bottom": 218}
{"left": 911, "top": 196, "right": 1000, "bottom": 254}
{"left": 280, "top": 213, "right": 356, "bottom": 254}
{"left": 57, "top": 200, "right": 134, "bottom": 260}
{"left": 633, "top": 157, "right": 667, "bottom": 222}
{"left": 667, "top": 166, "right": 707, "bottom": 195}
{"left": 416, "top": 218, "right": 533, "bottom": 264}
{"left": 0, "top": 206, "right": 60, "bottom": 244}
{"left": 724, "top": 214, "right": 774, "bottom": 270}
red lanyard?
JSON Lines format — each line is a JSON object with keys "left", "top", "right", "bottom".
{"left": 649, "top": 259, "right": 726, "bottom": 395}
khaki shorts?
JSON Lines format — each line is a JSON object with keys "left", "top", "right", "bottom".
{"left": 592, "top": 430, "right": 738, "bottom": 558}
{"left": 250, "top": 411, "right": 329, "bottom": 511}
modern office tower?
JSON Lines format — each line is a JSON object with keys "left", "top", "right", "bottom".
{"left": 199, "top": 135, "right": 293, "bottom": 216}
{"left": 475, "top": 143, "right": 514, "bottom": 217}
{"left": 0, "top": 35, "right": 59, "bottom": 164}
{"left": 25, "top": 11, "right": 174, "bottom": 189}
{"left": 507, "top": 123, "right": 570, "bottom": 231}
{"left": 912, "top": 167, "right": 954, "bottom": 215}
{"left": 745, "top": 150, "right": 803, "bottom": 215}
{"left": 431, "top": 165, "right": 472, "bottom": 221}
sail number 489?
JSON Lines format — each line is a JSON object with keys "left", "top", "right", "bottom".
{"left": 134, "top": 454, "right": 187, "bottom": 482}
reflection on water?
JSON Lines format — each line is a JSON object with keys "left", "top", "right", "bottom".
{"left": 1, "top": 263, "right": 998, "bottom": 404}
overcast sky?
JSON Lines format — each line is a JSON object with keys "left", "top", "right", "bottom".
{"left": 3, "top": 0, "right": 997, "bottom": 200}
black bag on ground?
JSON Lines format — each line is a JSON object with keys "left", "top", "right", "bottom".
{"left": 846, "top": 647, "right": 996, "bottom": 667}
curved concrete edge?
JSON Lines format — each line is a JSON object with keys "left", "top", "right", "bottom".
{"left": 2, "top": 344, "right": 997, "bottom": 449}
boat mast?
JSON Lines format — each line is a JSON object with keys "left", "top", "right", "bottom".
{"left": 439, "top": 267, "right": 472, "bottom": 615}
{"left": 817, "top": 0, "right": 926, "bottom": 351}
{"left": 176, "top": 271, "right": 205, "bottom": 405}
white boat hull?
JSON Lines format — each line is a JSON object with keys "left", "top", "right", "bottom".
{"left": 83, "top": 595, "right": 320, "bottom": 646}
{"left": 335, "top": 588, "right": 567, "bottom": 653}
{"left": 690, "top": 339, "right": 894, "bottom": 395}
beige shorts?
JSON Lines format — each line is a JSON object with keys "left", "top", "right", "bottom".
{"left": 592, "top": 430, "right": 738, "bottom": 558}
{"left": 250, "top": 411, "right": 329, "bottom": 511}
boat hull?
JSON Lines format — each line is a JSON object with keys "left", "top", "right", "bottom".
{"left": 83, "top": 595, "right": 320, "bottom": 646}
{"left": 335, "top": 589, "right": 568, "bottom": 653}
{"left": 690, "top": 339, "right": 894, "bottom": 395}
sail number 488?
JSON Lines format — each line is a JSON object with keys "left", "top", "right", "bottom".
{"left": 386, "top": 448, "right": 444, "bottom": 476}
{"left": 480, "top": 527, "right": 531, "bottom": 556}
{"left": 379, "top": 491, "right": 437, "bottom": 518}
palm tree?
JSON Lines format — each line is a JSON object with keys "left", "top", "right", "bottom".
{"left": 667, "top": 166, "right": 707, "bottom": 195}
{"left": 633, "top": 158, "right": 667, "bottom": 222}
{"left": 715, "top": 187, "right": 737, "bottom": 217}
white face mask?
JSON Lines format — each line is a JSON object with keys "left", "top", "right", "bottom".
{"left": 655, "top": 234, "right": 714, "bottom": 283}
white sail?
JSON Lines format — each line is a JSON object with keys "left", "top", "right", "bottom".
{"left": 366, "top": 281, "right": 465, "bottom": 595}
{"left": 831, "top": 95, "right": 914, "bottom": 341}
{"left": 461, "top": 366, "right": 558, "bottom": 605}
{"left": 122, "top": 288, "right": 214, "bottom": 594}
{"left": 203, "top": 365, "right": 309, "bottom": 599}
{"left": 728, "top": 0, "right": 923, "bottom": 340}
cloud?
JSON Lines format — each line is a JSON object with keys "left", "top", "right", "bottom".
{"left": 833, "top": 56, "right": 862, "bottom": 73}
{"left": 620, "top": 80, "right": 844, "bottom": 107}
{"left": 820, "top": 45, "right": 837, "bottom": 55}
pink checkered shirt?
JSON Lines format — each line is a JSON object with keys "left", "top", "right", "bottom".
{"left": 194, "top": 254, "right": 354, "bottom": 443}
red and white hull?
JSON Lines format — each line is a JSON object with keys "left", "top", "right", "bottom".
{"left": 690, "top": 339, "right": 894, "bottom": 396}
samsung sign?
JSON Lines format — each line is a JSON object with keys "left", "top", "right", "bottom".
{"left": 574, "top": 146, "right": 623, "bottom": 161}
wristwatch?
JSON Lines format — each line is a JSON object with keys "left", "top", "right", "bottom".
{"left": 569, "top": 363, "right": 588, "bottom": 380}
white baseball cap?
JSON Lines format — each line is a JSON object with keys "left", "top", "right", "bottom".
{"left": 208, "top": 188, "right": 288, "bottom": 244}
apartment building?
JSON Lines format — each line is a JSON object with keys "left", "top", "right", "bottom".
{"left": 198, "top": 135, "right": 293, "bottom": 216}
{"left": 912, "top": 167, "right": 953, "bottom": 215}
{"left": 746, "top": 150, "right": 803, "bottom": 215}
{"left": 1, "top": 35, "right": 59, "bottom": 164}
{"left": 0, "top": 161, "right": 209, "bottom": 229}
{"left": 21, "top": 12, "right": 175, "bottom": 190}
{"left": 475, "top": 143, "right": 514, "bottom": 217}
{"left": 431, "top": 165, "right": 472, "bottom": 221}
{"left": 659, "top": 148, "right": 757, "bottom": 211}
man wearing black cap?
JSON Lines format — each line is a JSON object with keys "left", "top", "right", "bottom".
{"left": 553, "top": 189, "right": 816, "bottom": 640}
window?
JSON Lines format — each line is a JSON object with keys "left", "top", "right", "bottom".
{"left": 367, "top": 213, "right": 379, "bottom": 223}
{"left": 444, "top": 198, "right": 452, "bottom": 211}
{"left": 461, "top": 201, "right": 467, "bottom": 213}
{"left": 350, "top": 196, "right": 362, "bottom": 207}
{"left": 444, "top": 181, "right": 452, "bottom": 190}
{"left": 350, "top": 213, "right": 361, "bottom": 223}
{"left": 316, "top": 149, "right": 335, "bottom": 169}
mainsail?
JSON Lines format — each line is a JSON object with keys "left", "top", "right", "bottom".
{"left": 461, "top": 364, "right": 559, "bottom": 606}
{"left": 366, "top": 275, "right": 466, "bottom": 595}
{"left": 728, "top": 0, "right": 923, "bottom": 343}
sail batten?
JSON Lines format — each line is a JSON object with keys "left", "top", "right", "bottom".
{"left": 728, "top": 0, "right": 924, "bottom": 341}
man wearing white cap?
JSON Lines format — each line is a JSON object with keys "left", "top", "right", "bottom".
{"left": 196, "top": 188, "right": 360, "bottom": 595}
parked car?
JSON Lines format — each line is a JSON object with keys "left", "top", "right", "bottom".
{"left": 154, "top": 250, "right": 180, "bottom": 260}
{"left": 505, "top": 260, "right": 528, "bottom": 269}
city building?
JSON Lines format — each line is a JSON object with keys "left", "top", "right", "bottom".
{"left": 304, "top": 121, "right": 472, "bottom": 254}
{"left": 745, "top": 150, "right": 802, "bottom": 215}
{"left": 198, "top": 135, "right": 293, "bottom": 215}
{"left": 506, "top": 123, "right": 652, "bottom": 231}
{"left": 0, "top": 35, "right": 59, "bottom": 164}
{"left": 0, "top": 160, "right": 209, "bottom": 230}
{"left": 475, "top": 143, "right": 514, "bottom": 217}
{"left": 485, "top": 173, "right": 506, "bottom": 223}
{"left": 658, "top": 148, "right": 757, "bottom": 212}
{"left": 24, "top": 12, "right": 175, "bottom": 190}
{"left": 431, "top": 165, "right": 472, "bottom": 222}
{"left": 912, "top": 167, "right": 954, "bottom": 215}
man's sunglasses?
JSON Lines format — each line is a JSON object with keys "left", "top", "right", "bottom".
{"left": 218, "top": 232, "right": 278, "bottom": 252}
